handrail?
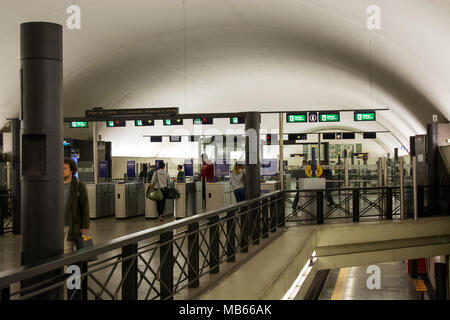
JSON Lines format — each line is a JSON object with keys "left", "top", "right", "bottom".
{"left": 0, "top": 190, "right": 283, "bottom": 288}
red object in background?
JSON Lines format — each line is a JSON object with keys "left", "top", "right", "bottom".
{"left": 407, "top": 258, "right": 427, "bottom": 274}
{"left": 201, "top": 162, "right": 215, "bottom": 182}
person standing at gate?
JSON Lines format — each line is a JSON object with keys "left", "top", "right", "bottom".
{"left": 177, "top": 165, "right": 185, "bottom": 183}
{"left": 63, "top": 158, "right": 89, "bottom": 253}
{"left": 230, "top": 163, "right": 246, "bottom": 203}
{"left": 149, "top": 162, "right": 171, "bottom": 222}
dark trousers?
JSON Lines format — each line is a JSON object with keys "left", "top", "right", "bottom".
{"left": 156, "top": 189, "right": 166, "bottom": 217}
{"left": 234, "top": 188, "right": 246, "bottom": 203}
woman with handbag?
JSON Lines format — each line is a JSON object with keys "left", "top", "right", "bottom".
{"left": 149, "top": 162, "right": 171, "bottom": 221}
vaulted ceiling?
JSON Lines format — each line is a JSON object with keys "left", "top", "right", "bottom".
{"left": 1, "top": 0, "right": 449, "bottom": 151}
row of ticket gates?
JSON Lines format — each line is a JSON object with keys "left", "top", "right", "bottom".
{"left": 86, "top": 181, "right": 280, "bottom": 220}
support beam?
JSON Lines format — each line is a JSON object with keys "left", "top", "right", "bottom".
{"left": 11, "top": 119, "right": 21, "bottom": 235}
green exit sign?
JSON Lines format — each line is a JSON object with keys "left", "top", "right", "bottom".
{"left": 354, "top": 111, "right": 376, "bottom": 121}
{"left": 69, "top": 121, "right": 88, "bottom": 128}
{"left": 286, "top": 113, "right": 307, "bottom": 123}
{"left": 319, "top": 112, "right": 340, "bottom": 122}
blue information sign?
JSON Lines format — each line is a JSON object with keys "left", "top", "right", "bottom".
{"left": 99, "top": 161, "right": 108, "bottom": 178}
{"left": 127, "top": 160, "right": 136, "bottom": 178}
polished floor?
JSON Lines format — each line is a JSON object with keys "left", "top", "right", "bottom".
{"left": 319, "top": 261, "right": 423, "bottom": 300}
{"left": 0, "top": 215, "right": 174, "bottom": 272}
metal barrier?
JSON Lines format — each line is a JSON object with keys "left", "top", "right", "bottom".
{"left": 0, "top": 195, "right": 13, "bottom": 236}
{"left": 0, "top": 191, "right": 285, "bottom": 300}
{"left": 0, "top": 184, "right": 448, "bottom": 300}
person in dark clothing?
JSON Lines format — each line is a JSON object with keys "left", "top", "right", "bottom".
{"left": 139, "top": 164, "right": 148, "bottom": 182}
{"left": 177, "top": 165, "right": 186, "bottom": 183}
{"left": 146, "top": 165, "right": 156, "bottom": 183}
{"left": 63, "top": 158, "right": 90, "bottom": 253}
{"left": 321, "top": 160, "right": 335, "bottom": 206}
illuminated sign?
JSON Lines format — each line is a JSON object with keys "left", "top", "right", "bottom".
{"left": 106, "top": 120, "right": 126, "bottom": 127}
{"left": 86, "top": 107, "right": 179, "bottom": 118}
{"left": 288, "top": 133, "right": 307, "bottom": 141}
{"left": 354, "top": 111, "right": 376, "bottom": 121}
{"left": 319, "top": 112, "right": 340, "bottom": 122}
{"left": 135, "top": 119, "right": 154, "bottom": 126}
{"left": 193, "top": 117, "right": 213, "bottom": 125}
{"left": 69, "top": 121, "right": 88, "bottom": 128}
{"left": 286, "top": 113, "right": 307, "bottom": 123}
{"left": 230, "top": 116, "right": 245, "bottom": 124}
{"left": 164, "top": 118, "right": 183, "bottom": 126}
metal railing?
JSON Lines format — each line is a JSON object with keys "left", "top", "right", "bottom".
{"left": 0, "top": 184, "right": 448, "bottom": 300}
{"left": 0, "top": 191, "right": 285, "bottom": 300}
{"left": 0, "top": 194, "right": 13, "bottom": 236}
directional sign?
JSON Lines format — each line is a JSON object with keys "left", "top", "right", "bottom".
{"left": 86, "top": 107, "right": 179, "bottom": 118}
{"left": 354, "top": 111, "right": 376, "bottom": 121}
{"left": 319, "top": 112, "right": 340, "bottom": 122}
{"left": 308, "top": 112, "right": 318, "bottom": 122}
{"left": 286, "top": 113, "right": 307, "bottom": 123}
{"left": 69, "top": 121, "right": 88, "bottom": 128}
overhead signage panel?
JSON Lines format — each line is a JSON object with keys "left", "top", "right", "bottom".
{"left": 319, "top": 112, "right": 340, "bottom": 122}
{"left": 86, "top": 107, "right": 179, "bottom": 118}
{"left": 354, "top": 111, "right": 376, "bottom": 121}
{"left": 69, "top": 121, "right": 88, "bottom": 128}
{"left": 164, "top": 118, "right": 183, "bottom": 126}
{"left": 194, "top": 117, "right": 213, "bottom": 125}
{"left": 106, "top": 120, "right": 126, "bottom": 127}
{"left": 230, "top": 116, "right": 245, "bottom": 124}
{"left": 135, "top": 119, "right": 155, "bottom": 126}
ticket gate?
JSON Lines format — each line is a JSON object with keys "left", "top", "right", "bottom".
{"left": 175, "top": 182, "right": 196, "bottom": 219}
{"left": 194, "top": 181, "right": 204, "bottom": 214}
{"left": 297, "top": 178, "right": 326, "bottom": 216}
{"left": 205, "top": 182, "right": 233, "bottom": 212}
{"left": 260, "top": 181, "right": 279, "bottom": 194}
{"left": 86, "top": 183, "right": 115, "bottom": 219}
{"left": 115, "top": 182, "right": 145, "bottom": 219}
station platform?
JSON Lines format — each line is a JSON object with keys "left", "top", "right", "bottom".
{"left": 198, "top": 216, "right": 450, "bottom": 300}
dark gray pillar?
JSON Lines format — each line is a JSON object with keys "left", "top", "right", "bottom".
{"left": 20, "top": 22, "right": 63, "bottom": 299}
{"left": 324, "top": 142, "right": 329, "bottom": 165}
{"left": 245, "top": 112, "right": 261, "bottom": 200}
{"left": 427, "top": 124, "right": 438, "bottom": 215}
{"left": 11, "top": 119, "right": 21, "bottom": 235}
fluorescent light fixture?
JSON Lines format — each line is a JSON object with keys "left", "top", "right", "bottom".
{"left": 447, "top": 138, "right": 450, "bottom": 143}
{"left": 282, "top": 251, "right": 317, "bottom": 300}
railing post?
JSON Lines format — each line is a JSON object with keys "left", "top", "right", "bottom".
{"left": 160, "top": 231, "right": 173, "bottom": 300}
{"left": 352, "top": 189, "right": 359, "bottom": 223}
{"left": 270, "top": 196, "right": 277, "bottom": 233}
{"left": 417, "top": 186, "right": 424, "bottom": 218}
{"left": 188, "top": 222, "right": 199, "bottom": 287}
{"left": 386, "top": 187, "right": 393, "bottom": 220}
{"left": 0, "top": 197, "right": 4, "bottom": 236}
{"left": 209, "top": 216, "right": 220, "bottom": 274}
{"left": 226, "top": 211, "right": 236, "bottom": 262}
{"left": 68, "top": 261, "right": 88, "bottom": 300}
{"left": 317, "top": 191, "right": 324, "bottom": 225}
{"left": 251, "top": 202, "right": 260, "bottom": 245}
{"left": 262, "top": 199, "right": 269, "bottom": 238}
{"left": 240, "top": 205, "right": 249, "bottom": 252}
{"left": 122, "top": 243, "right": 138, "bottom": 300}
{"left": 1, "top": 286, "right": 10, "bottom": 300}
{"left": 278, "top": 193, "right": 285, "bottom": 228}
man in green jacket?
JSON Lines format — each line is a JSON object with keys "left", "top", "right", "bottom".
{"left": 63, "top": 158, "right": 90, "bottom": 253}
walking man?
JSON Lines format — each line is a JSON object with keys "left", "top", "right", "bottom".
{"left": 63, "top": 158, "right": 90, "bottom": 253}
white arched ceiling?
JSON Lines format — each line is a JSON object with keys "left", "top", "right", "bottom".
{"left": 1, "top": 0, "right": 450, "bottom": 156}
